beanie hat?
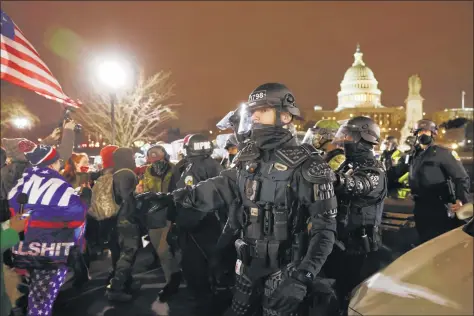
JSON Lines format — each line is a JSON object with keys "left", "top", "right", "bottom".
{"left": 1, "top": 138, "right": 29, "bottom": 162}
{"left": 100, "top": 145, "right": 119, "bottom": 169}
{"left": 19, "top": 140, "right": 60, "bottom": 167}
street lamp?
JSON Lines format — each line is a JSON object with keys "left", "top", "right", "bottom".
{"left": 97, "top": 58, "right": 129, "bottom": 145}
{"left": 11, "top": 117, "right": 31, "bottom": 137}
{"left": 12, "top": 117, "right": 31, "bottom": 129}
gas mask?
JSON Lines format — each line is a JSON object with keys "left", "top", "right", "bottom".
{"left": 151, "top": 160, "right": 168, "bottom": 176}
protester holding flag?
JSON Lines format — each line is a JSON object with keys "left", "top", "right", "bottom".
{"left": 7, "top": 141, "right": 87, "bottom": 316}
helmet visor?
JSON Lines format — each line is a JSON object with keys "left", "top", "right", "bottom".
{"left": 332, "top": 124, "right": 362, "bottom": 145}
{"left": 302, "top": 128, "right": 316, "bottom": 146}
{"left": 238, "top": 103, "right": 253, "bottom": 135}
{"left": 216, "top": 111, "right": 236, "bottom": 131}
{"left": 215, "top": 133, "right": 232, "bottom": 149}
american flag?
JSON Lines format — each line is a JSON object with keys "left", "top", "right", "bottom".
{"left": 0, "top": 10, "right": 79, "bottom": 107}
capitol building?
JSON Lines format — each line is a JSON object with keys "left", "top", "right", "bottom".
{"left": 308, "top": 44, "right": 406, "bottom": 140}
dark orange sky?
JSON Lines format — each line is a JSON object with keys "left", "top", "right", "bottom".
{"left": 1, "top": 1, "right": 473, "bottom": 136}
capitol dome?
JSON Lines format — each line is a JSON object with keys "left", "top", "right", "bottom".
{"left": 335, "top": 44, "right": 383, "bottom": 112}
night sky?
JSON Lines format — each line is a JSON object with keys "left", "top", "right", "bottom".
{"left": 1, "top": 1, "right": 472, "bottom": 137}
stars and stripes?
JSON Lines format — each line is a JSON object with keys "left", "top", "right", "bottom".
{"left": 28, "top": 267, "right": 68, "bottom": 316}
{"left": 0, "top": 10, "right": 79, "bottom": 107}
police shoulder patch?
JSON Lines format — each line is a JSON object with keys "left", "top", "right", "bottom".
{"left": 302, "top": 156, "right": 336, "bottom": 184}
{"left": 451, "top": 150, "right": 461, "bottom": 161}
{"left": 275, "top": 144, "right": 317, "bottom": 168}
{"left": 184, "top": 175, "right": 194, "bottom": 186}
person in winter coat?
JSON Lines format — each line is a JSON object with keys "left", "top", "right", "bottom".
{"left": 1, "top": 121, "right": 76, "bottom": 203}
{"left": 88, "top": 146, "right": 120, "bottom": 280}
{"left": 157, "top": 134, "right": 223, "bottom": 316}
{"left": 1, "top": 214, "right": 27, "bottom": 316}
{"left": 135, "top": 145, "right": 182, "bottom": 294}
{"left": 106, "top": 147, "right": 140, "bottom": 302}
{"left": 8, "top": 141, "right": 87, "bottom": 316}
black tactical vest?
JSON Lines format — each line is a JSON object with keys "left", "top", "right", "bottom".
{"left": 233, "top": 143, "right": 318, "bottom": 242}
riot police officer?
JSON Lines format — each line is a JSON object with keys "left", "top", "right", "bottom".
{"left": 169, "top": 133, "right": 224, "bottom": 316}
{"left": 408, "top": 119, "right": 470, "bottom": 243}
{"left": 324, "top": 116, "right": 387, "bottom": 309}
{"left": 302, "top": 119, "right": 345, "bottom": 171}
{"left": 388, "top": 136, "right": 418, "bottom": 199}
{"left": 154, "top": 83, "right": 338, "bottom": 316}
{"left": 380, "top": 135, "right": 403, "bottom": 172}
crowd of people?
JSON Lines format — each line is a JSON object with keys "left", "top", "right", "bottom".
{"left": 0, "top": 82, "right": 471, "bottom": 316}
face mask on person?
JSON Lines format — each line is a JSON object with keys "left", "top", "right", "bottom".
{"left": 80, "top": 166, "right": 89, "bottom": 173}
{"left": 418, "top": 134, "right": 433, "bottom": 145}
{"left": 343, "top": 141, "right": 373, "bottom": 161}
{"left": 152, "top": 160, "right": 168, "bottom": 176}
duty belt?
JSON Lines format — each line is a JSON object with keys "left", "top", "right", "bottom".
{"left": 236, "top": 238, "right": 284, "bottom": 270}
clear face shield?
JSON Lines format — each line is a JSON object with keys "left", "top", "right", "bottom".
{"left": 302, "top": 127, "right": 335, "bottom": 149}
{"left": 332, "top": 123, "right": 362, "bottom": 145}
{"left": 238, "top": 103, "right": 253, "bottom": 135}
{"left": 302, "top": 128, "right": 317, "bottom": 146}
{"left": 216, "top": 111, "right": 236, "bottom": 131}
{"left": 215, "top": 134, "right": 232, "bottom": 150}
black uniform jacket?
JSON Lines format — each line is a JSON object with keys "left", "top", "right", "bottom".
{"left": 171, "top": 140, "right": 337, "bottom": 277}
{"left": 409, "top": 145, "right": 470, "bottom": 204}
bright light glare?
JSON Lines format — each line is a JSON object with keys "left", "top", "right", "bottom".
{"left": 98, "top": 60, "right": 127, "bottom": 89}
{"left": 12, "top": 117, "right": 30, "bottom": 129}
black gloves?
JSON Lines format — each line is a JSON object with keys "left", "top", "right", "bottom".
{"left": 266, "top": 270, "right": 313, "bottom": 313}
{"left": 135, "top": 192, "right": 176, "bottom": 229}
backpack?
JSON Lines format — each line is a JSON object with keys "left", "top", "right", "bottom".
{"left": 89, "top": 168, "right": 135, "bottom": 220}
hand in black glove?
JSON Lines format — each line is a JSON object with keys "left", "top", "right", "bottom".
{"left": 266, "top": 270, "right": 311, "bottom": 313}
{"left": 135, "top": 192, "right": 176, "bottom": 229}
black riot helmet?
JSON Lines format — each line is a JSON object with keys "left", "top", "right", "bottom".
{"left": 333, "top": 116, "right": 381, "bottom": 145}
{"left": 382, "top": 135, "right": 398, "bottom": 151}
{"left": 238, "top": 83, "right": 303, "bottom": 135}
{"left": 412, "top": 119, "right": 438, "bottom": 136}
{"left": 183, "top": 134, "right": 214, "bottom": 157}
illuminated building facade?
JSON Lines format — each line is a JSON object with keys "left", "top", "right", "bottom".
{"left": 432, "top": 108, "right": 474, "bottom": 126}
{"left": 308, "top": 44, "right": 405, "bottom": 140}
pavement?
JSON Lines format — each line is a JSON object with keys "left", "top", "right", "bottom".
{"left": 52, "top": 194, "right": 473, "bottom": 316}
{"left": 52, "top": 248, "right": 195, "bottom": 316}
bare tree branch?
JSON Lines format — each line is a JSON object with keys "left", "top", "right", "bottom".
{"left": 74, "top": 71, "right": 178, "bottom": 147}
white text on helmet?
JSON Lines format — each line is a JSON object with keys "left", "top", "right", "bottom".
{"left": 193, "top": 142, "right": 211, "bottom": 151}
